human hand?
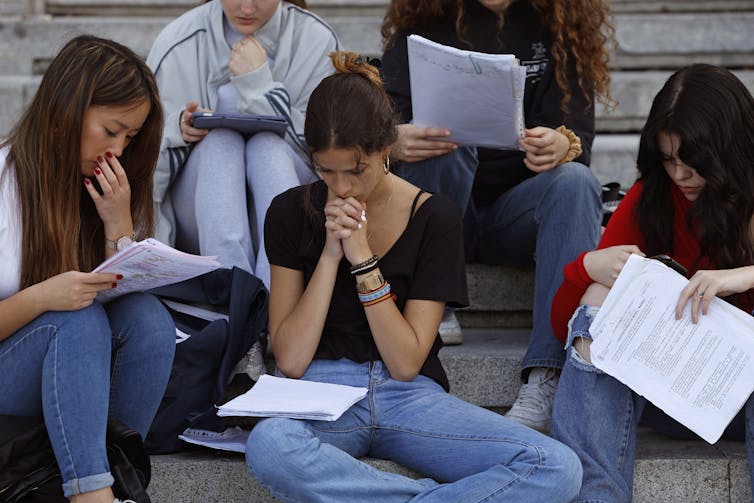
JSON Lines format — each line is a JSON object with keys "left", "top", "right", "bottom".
{"left": 519, "top": 127, "right": 571, "bottom": 173}
{"left": 180, "top": 101, "right": 210, "bottom": 143}
{"left": 324, "top": 197, "right": 371, "bottom": 264}
{"left": 583, "top": 245, "right": 645, "bottom": 287}
{"left": 83, "top": 152, "right": 133, "bottom": 240}
{"left": 34, "top": 271, "right": 121, "bottom": 311}
{"left": 390, "top": 124, "right": 457, "bottom": 163}
{"left": 676, "top": 266, "right": 754, "bottom": 323}
{"left": 229, "top": 36, "right": 267, "bottom": 76}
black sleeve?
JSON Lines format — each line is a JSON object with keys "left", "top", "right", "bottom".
{"left": 264, "top": 189, "right": 307, "bottom": 270}
{"left": 380, "top": 34, "right": 413, "bottom": 124}
{"left": 408, "top": 195, "right": 469, "bottom": 308}
{"left": 528, "top": 56, "right": 595, "bottom": 165}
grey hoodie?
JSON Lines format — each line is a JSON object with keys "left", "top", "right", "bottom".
{"left": 146, "top": 0, "right": 339, "bottom": 244}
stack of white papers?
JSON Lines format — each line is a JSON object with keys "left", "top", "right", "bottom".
{"left": 590, "top": 254, "right": 754, "bottom": 443}
{"left": 217, "top": 374, "right": 368, "bottom": 421}
{"left": 408, "top": 34, "right": 526, "bottom": 150}
{"left": 93, "top": 238, "right": 221, "bottom": 302}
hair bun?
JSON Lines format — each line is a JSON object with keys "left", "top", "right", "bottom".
{"left": 329, "top": 51, "right": 382, "bottom": 87}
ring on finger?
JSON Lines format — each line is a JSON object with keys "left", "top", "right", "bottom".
{"left": 698, "top": 290, "right": 706, "bottom": 297}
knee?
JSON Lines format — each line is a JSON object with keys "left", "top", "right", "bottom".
{"left": 246, "top": 132, "right": 289, "bottom": 158}
{"left": 246, "top": 418, "right": 307, "bottom": 483}
{"left": 56, "top": 303, "right": 110, "bottom": 348}
{"left": 548, "top": 442, "right": 583, "bottom": 499}
{"left": 109, "top": 293, "right": 175, "bottom": 354}
{"left": 551, "top": 162, "right": 601, "bottom": 198}
{"left": 204, "top": 127, "right": 244, "bottom": 145}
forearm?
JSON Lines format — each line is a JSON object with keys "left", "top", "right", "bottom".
{"left": 364, "top": 298, "right": 436, "bottom": 381}
{"left": 0, "top": 285, "right": 46, "bottom": 341}
{"left": 271, "top": 256, "right": 339, "bottom": 377}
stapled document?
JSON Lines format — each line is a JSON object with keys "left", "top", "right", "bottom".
{"left": 589, "top": 254, "right": 754, "bottom": 443}
{"left": 217, "top": 374, "right": 368, "bottom": 421}
{"left": 407, "top": 34, "right": 526, "bottom": 149}
{"left": 92, "top": 238, "right": 221, "bottom": 302}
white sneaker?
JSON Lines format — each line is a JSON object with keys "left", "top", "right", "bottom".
{"left": 505, "top": 367, "right": 559, "bottom": 432}
{"left": 439, "top": 311, "right": 463, "bottom": 345}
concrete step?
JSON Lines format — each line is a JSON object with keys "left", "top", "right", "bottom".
{"left": 147, "top": 423, "right": 752, "bottom": 502}
{"left": 146, "top": 331, "right": 753, "bottom": 502}
{"left": 0, "top": 9, "right": 752, "bottom": 74}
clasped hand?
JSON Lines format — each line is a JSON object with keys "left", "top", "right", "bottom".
{"left": 323, "top": 197, "right": 372, "bottom": 265}
{"left": 229, "top": 36, "right": 267, "bottom": 76}
{"left": 519, "top": 127, "right": 571, "bottom": 172}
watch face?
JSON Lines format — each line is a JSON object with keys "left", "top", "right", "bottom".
{"left": 116, "top": 236, "right": 134, "bottom": 251}
{"left": 361, "top": 273, "right": 384, "bottom": 292}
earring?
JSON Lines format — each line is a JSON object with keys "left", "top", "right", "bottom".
{"left": 383, "top": 156, "right": 390, "bottom": 174}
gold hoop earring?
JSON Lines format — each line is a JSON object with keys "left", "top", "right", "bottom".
{"left": 383, "top": 156, "right": 390, "bottom": 175}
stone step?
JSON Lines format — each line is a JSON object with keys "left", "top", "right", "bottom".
{"left": 146, "top": 331, "right": 753, "bottom": 502}
{"left": 147, "top": 425, "right": 752, "bottom": 502}
{"left": 0, "top": 9, "right": 752, "bottom": 74}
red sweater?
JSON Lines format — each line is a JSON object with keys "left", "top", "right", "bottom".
{"left": 551, "top": 181, "right": 724, "bottom": 342}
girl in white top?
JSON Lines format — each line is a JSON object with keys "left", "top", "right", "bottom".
{"left": 0, "top": 35, "right": 175, "bottom": 503}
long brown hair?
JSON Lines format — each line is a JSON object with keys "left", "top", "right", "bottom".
{"left": 2, "top": 35, "right": 163, "bottom": 289}
{"left": 381, "top": 0, "right": 615, "bottom": 112}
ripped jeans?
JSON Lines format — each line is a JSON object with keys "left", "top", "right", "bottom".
{"left": 550, "top": 305, "right": 754, "bottom": 502}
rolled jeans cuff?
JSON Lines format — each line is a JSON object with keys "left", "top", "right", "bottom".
{"left": 62, "top": 472, "right": 114, "bottom": 498}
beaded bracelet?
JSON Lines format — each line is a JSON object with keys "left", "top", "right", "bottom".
{"left": 358, "top": 281, "right": 390, "bottom": 303}
{"left": 556, "top": 125, "right": 583, "bottom": 165}
{"left": 349, "top": 255, "right": 379, "bottom": 275}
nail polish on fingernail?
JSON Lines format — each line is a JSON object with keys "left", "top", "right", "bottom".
{"left": 84, "top": 178, "right": 91, "bottom": 185}
{"left": 97, "top": 155, "right": 104, "bottom": 163}
{"left": 94, "top": 168, "right": 101, "bottom": 175}
{"left": 116, "top": 274, "right": 123, "bottom": 280}
{"left": 106, "top": 152, "right": 114, "bottom": 159}
{"left": 111, "top": 282, "right": 117, "bottom": 288}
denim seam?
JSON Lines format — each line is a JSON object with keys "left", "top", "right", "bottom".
{"left": 50, "top": 328, "right": 78, "bottom": 488}
{"left": 0, "top": 323, "right": 57, "bottom": 361}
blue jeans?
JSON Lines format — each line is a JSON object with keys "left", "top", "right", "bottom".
{"left": 246, "top": 358, "right": 582, "bottom": 502}
{"left": 395, "top": 149, "right": 602, "bottom": 372}
{"left": 551, "top": 305, "right": 754, "bottom": 502}
{"left": 0, "top": 293, "right": 175, "bottom": 497}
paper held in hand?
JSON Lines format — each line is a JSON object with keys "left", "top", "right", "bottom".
{"left": 407, "top": 34, "right": 526, "bottom": 150}
{"left": 588, "top": 254, "right": 754, "bottom": 444}
{"left": 92, "top": 238, "right": 221, "bottom": 302}
{"left": 217, "top": 374, "right": 368, "bottom": 421}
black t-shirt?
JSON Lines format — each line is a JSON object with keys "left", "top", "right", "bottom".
{"left": 381, "top": 0, "right": 595, "bottom": 206}
{"left": 265, "top": 181, "right": 469, "bottom": 391}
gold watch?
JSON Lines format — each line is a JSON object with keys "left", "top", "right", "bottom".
{"left": 356, "top": 272, "right": 385, "bottom": 293}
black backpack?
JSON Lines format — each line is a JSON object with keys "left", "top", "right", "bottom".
{"left": 145, "top": 267, "right": 268, "bottom": 454}
{"left": 0, "top": 416, "right": 151, "bottom": 503}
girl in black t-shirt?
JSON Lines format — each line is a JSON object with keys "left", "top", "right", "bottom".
{"left": 244, "top": 51, "right": 583, "bottom": 502}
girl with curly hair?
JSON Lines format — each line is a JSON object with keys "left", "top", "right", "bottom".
{"left": 245, "top": 51, "right": 582, "bottom": 503}
{"left": 380, "top": 0, "right": 615, "bottom": 431}
{"left": 550, "top": 64, "right": 754, "bottom": 502}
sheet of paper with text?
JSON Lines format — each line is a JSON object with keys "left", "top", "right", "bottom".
{"left": 407, "top": 34, "right": 526, "bottom": 150}
{"left": 589, "top": 254, "right": 754, "bottom": 443}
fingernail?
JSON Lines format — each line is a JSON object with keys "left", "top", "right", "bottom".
{"left": 97, "top": 155, "right": 104, "bottom": 164}
{"left": 94, "top": 168, "right": 101, "bottom": 175}
{"left": 105, "top": 152, "right": 114, "bottom": 159}
{"left": 84, "top": 178, "right": 91, "bottom": 185}
{"left": 116, "top": 274, "right": 123, "bottom": 280}
{"left": 111, "top": 282, "right": 117, "bottom": 288}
